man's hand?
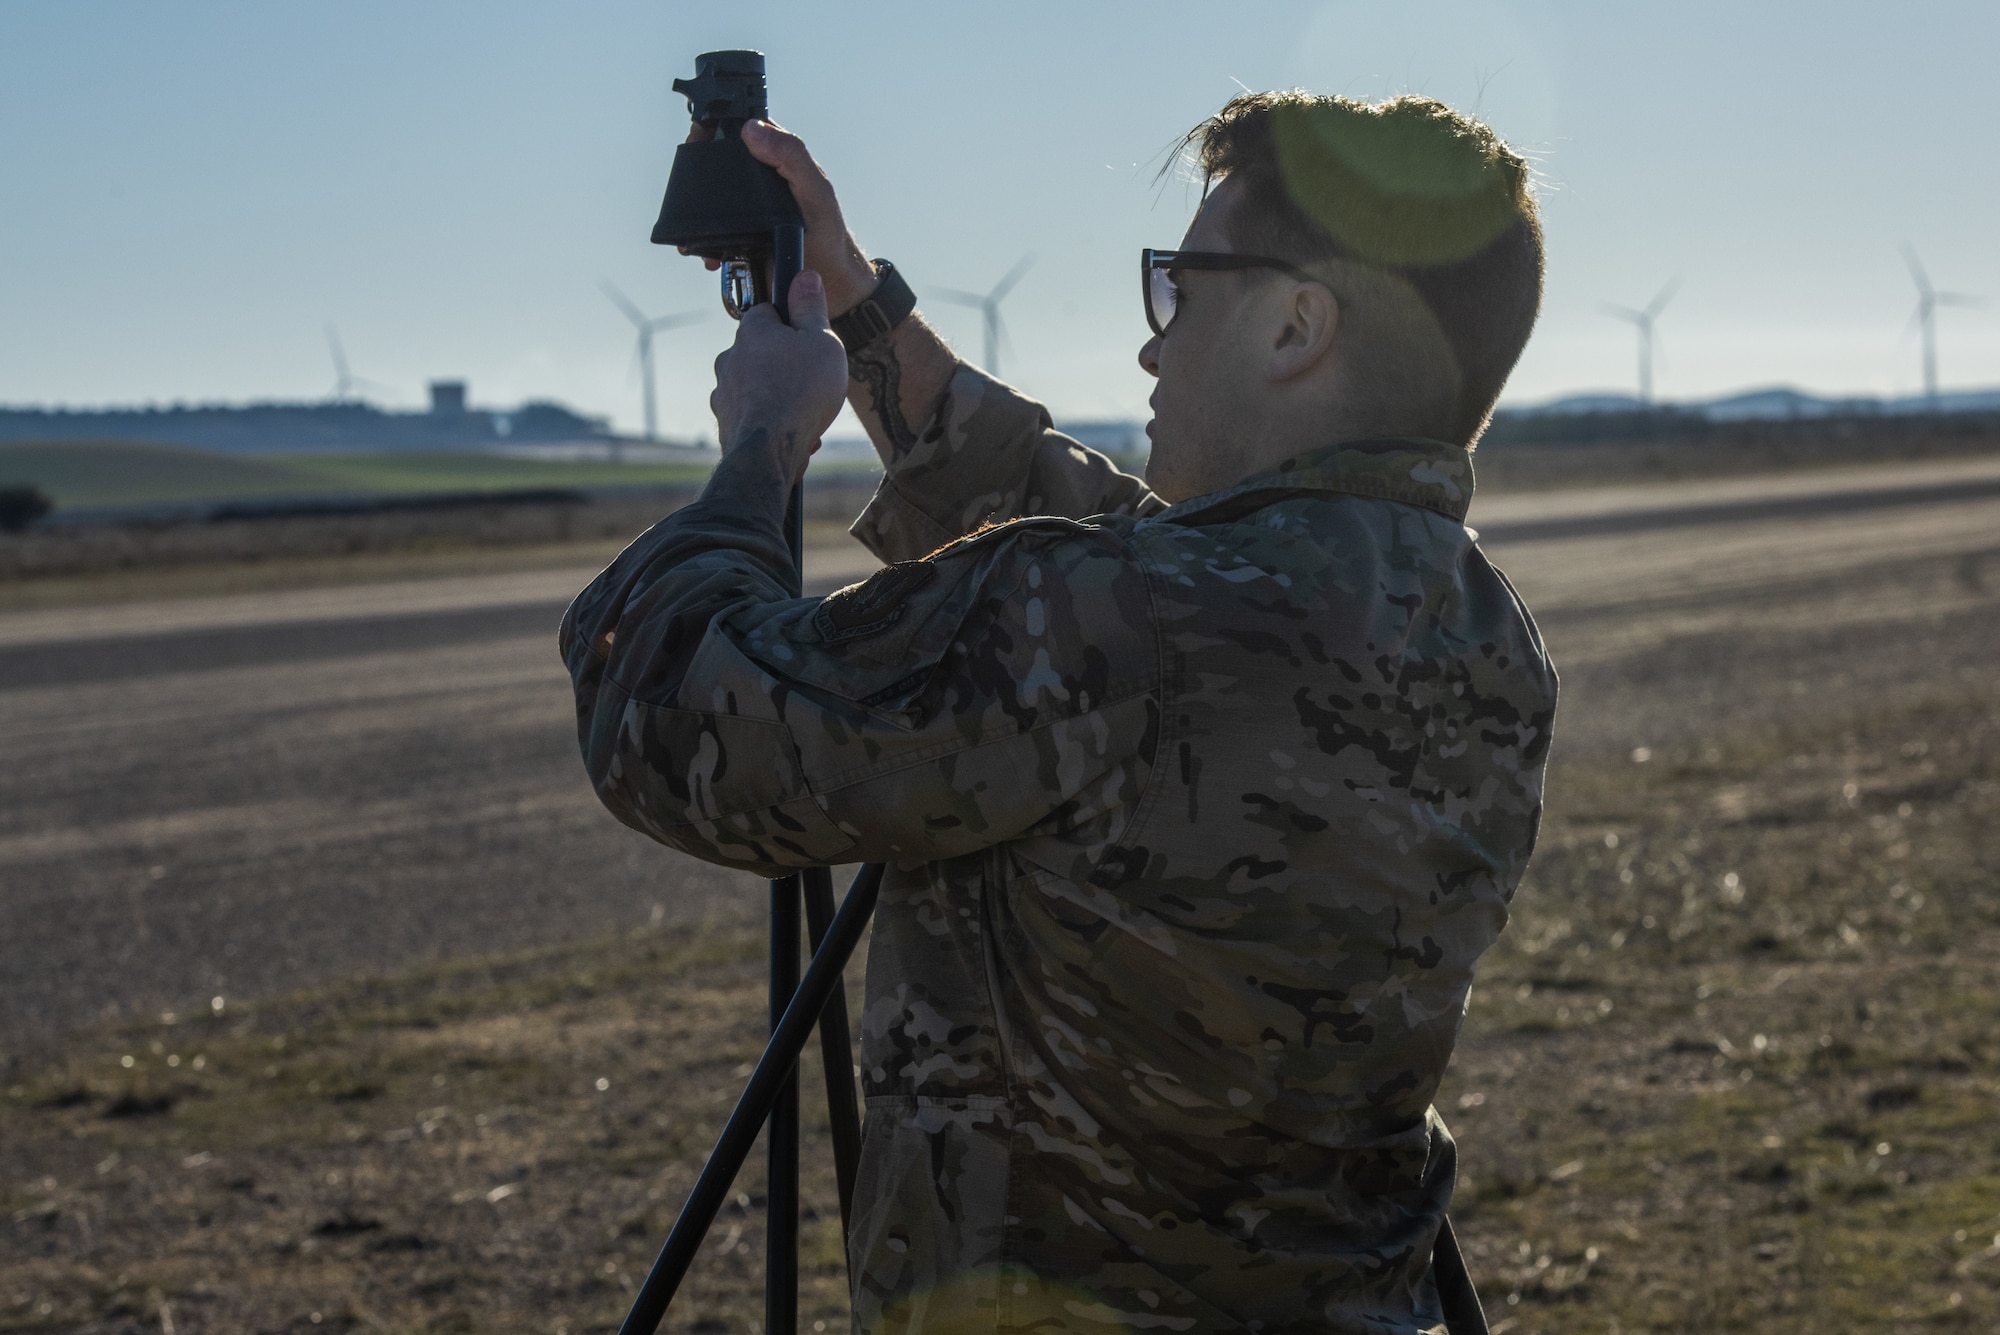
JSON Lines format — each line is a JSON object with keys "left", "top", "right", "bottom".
{"left": 681, "top": 118, "right": 961, "bottom": 464}
{"left": 682, "top": 120, "right": 878, "bottom": 317}
{"left": 710, "top": 269, "right": 848, "bottom": 481}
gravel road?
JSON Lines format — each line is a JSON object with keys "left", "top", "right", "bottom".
{"left": 4, "top": 458, "right": 1997, "bottom": 1070}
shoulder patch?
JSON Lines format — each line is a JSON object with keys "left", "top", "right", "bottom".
{"left": 812, "top": 560, "right": 938, "bottom": 644}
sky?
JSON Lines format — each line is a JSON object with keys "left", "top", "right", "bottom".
{"left": 3, "top": 0, "right": 1997, "bottom": 440}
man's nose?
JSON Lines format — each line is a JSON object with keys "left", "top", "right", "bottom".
{"left": 1137, "top": 334, "right": 1162, "bottom": 378}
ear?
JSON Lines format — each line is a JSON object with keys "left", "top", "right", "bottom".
{"left": 1265, "top": 282, "right": 1340, "bottom": 383}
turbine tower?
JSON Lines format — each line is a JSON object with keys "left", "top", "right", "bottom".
{"left": 324, "top": 326, "right": 392, "bottom": 403}
{"left": 601, "top": 281, "right": 704, "bottom": 442}
{"left": 1902, "top": 244, "right": 1980, "bottom": 408}
{"left": 1603, "top": 280, "right": 1678, "bottom": 404}
{"left": 937, "top": 255, "right": 1035, "bottom": 377}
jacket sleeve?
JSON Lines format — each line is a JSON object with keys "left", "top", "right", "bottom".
{"left": 852, "top": 363, "right": 1166, "bottom": 564}
{"left": 560, "top": 442, "right": 1163, "bottom": 880}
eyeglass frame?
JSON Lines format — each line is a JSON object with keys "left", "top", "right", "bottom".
{"left": 1141, "top": 248, "right": 1321, "bottom": 337}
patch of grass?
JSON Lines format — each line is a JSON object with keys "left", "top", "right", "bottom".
{"left": 1439, "top": 670, "right": 2000, "bottom": 1332}
{"left": 0, "top": 439, "right": 326, "bottom": 508}
{"left": 1, "top": 923, "right": 861, "bottom": 1334}
{"left": 284, "top": 450, "right": 714, "bottom": 496}
{"left": 0, "top": 438, "right": 721, "bottom": 511}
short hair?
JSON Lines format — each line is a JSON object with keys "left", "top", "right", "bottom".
{"left": 1185, "top": 92, "right": 1544, "bottom": 448}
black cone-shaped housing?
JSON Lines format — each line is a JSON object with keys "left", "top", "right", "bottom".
{"left": 651, "top": 135, "right": 802, "bottom": 256}
{"left": 650, "top": 50, "right": 802, "bottom": 258}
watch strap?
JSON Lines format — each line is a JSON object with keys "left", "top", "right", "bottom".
{"left": 831, "top": 260, "right": 915, "bottom": 352}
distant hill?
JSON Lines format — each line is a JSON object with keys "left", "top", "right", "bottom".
{"left": 1519, "top": 385, "right": 2000, "bottom": 421}
{"left": 1484, "top": 385, "right": 2000, "bottom": 448}
{"left": 0, "top": 387, "right": 622, "bottom": 456}
{"left": 12, "top": 379, "right": 2000, "bottom": 469}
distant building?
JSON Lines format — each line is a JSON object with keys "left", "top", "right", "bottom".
{"left": 429, "top": 380, "right": 467, "bottom": 415}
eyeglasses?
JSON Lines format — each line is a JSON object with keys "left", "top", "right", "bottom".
{"left": 1142, "top": 248, "right": 1318, "bottom": 336}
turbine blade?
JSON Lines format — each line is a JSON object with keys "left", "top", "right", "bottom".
{"left": 599, "top": 279, "right": 649, "bottom": 329}
{"left": 1901, "top": 243, "right": 1933, "bottom": 297}
{"left": 1601, "top": 304, "right": 1645, "bottom": 323}
{"left": 987, "top": 253, "right": 1036, "bottom": 304}
{"left": 1645, "top": 278, "right": 1679, "bottom": 319}
{"left": 1935, "top": 292, "right": 1984, "bottom": 308}
{"left": 647, "top": 311, "right": 707, "bottom": 332}
{"left": 934, "top": 289, "right": 988, "bottom": 308}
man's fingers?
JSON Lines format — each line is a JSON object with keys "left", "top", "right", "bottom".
{"left": 736, "top": 301, "right": 783, "bottom": 334}
{"left": 739, "top": 118, "right": 805, "bottom": 172}
{"left": 740, "top": 121, "right": 839, "bottom": 223}
{"left": 787, "top": 270, "right": 829, "bottom": 333}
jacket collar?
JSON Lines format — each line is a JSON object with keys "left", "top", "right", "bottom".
{"left": 1163, "top": 436, "right": 1475, "bottom": 525}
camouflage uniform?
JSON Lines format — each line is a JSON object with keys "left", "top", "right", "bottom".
{"left": 561, "top": 365, "right": 1557, "bottom": 1334}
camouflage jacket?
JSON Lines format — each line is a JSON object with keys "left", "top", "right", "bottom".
{"left": 560, "top": 365, "right": 1557, "bottom": 1334}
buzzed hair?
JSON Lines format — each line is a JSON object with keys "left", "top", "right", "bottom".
{"left": 1185, "top": 92, "right": 1544, "bottom": 448}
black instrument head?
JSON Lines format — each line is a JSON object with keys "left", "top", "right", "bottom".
{"left": 670, "top": 50, "right": 768, "bottom": 133}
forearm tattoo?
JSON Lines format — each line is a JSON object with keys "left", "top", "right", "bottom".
{"left": 849, "top": 341, "right": 919, "bottom": 457}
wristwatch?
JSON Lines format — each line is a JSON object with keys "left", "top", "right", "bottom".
{"left": 831, "top": 259, "right": 916, "bottom": 353}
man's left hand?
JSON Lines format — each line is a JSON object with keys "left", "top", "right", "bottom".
{"left": 710, "top": 269, "right": 848, "bottom": 481}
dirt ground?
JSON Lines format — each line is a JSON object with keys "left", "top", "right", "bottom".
{"left": 4, "top": 463, "right": 1999, "bottom": 1333}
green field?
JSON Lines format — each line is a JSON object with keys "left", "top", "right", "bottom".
{"left": 0, "top": 439, "right": 722, "bottom": 510}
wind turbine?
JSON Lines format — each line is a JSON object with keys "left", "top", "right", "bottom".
{"left": 1602, "top": 280, "right": 1678, "bottom": 404}
{"left": 324, "top": 325, "right": 393, "bottom": 403}
{"left": 601, "top": 281, "right": 704, "bottom": 442}
{"left": 1901, "top": 244, "right": 1981, "bottom": 408}
{"left": 937, "top": 255, "right": 1035, "bottom": 378}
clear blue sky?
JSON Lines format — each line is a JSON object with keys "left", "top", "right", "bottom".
{"left": 3, "top": 0, "right": 1996, "bottom": 438}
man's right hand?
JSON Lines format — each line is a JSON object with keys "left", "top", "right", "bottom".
{"left": 682, "top": 121, "right": 880, "bottom": 318}
{"left": 681, "top": 117, "right": 960, "bottom": 464}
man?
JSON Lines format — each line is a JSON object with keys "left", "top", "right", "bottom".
{"left": 563, "top": 91, "right": 1557, "bottom": 1334}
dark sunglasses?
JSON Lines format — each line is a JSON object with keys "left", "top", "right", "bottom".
{"left": 1142, "top": 248, "right": 1318, "bottom": 336}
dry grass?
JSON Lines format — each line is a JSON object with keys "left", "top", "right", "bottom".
{"left": 1442, "top": 674, "right": 2000, "bottom": 1333}
{"left": 3, "top": 926, "right": 864, "bottom": 1334}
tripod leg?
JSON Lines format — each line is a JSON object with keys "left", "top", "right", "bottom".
{"left": 768, "top": 874, "right": 801, "bottom": 1335}
{"left": 766, "top": 260, "right": 817, "bottom": 1335}
{"left": 618, "top": 865, "right": 883, "bottom": 1335}
{"left": 762, "top": 378, "right": 810, "bottom": 1335}
{"left": 804, "top": 865, "right": 863, "bottom": 1244}
{"left": 1433, "top": 1216, "right": 1489, "bottom": 1335}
